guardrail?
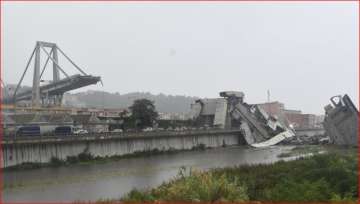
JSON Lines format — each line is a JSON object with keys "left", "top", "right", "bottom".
{"left": 2, "top": 129, "right": 242, "bottom": 145}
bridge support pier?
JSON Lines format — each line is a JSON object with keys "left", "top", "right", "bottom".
{"left": 32, "top": 43, "right": 41, "bottom": 107}
{"left": 10, "top": 41, "right": 101, "bottom": 108}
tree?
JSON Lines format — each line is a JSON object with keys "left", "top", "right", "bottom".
{"left": 129, "top": 99, "right": 158, "bottom": 129}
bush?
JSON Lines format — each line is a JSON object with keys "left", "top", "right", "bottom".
{"left": 78, "top": 152, "right": 94, "bottom": 162}
{"left": 122, "top": 150, "right": 358, "bottom": 203}
{"left": 192, "top": 143, "right": 207, "bottom": 150}
{"left": 265, "top": 179, "right": 332, "bottom": 202}
{"left": 50, "top": 157, "right": 65, "bottom": 166}
{"left": 66, "top": 156, "right": 79, "bottom": 164}
{"left": 122, "top": 189, "right": 156, "bottom": 202}
{"left": 122, "top": 168, "right": 249, "bottom": 202}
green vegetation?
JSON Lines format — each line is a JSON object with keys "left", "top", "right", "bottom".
{"left": 129, "top": 98, "right": 158, "bottom": 129}
{"left": 123, "top": 167, "right": 248, "bottom": 203}
{"left": 122, "top": 148, "right": 358, "bottom": 202}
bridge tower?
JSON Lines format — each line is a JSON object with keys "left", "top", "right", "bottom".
{"left": 11, "top": 41, "right": 101, "bottom": 108}
{"left": 32, "top": 42, "right": 62, "bottom": 106}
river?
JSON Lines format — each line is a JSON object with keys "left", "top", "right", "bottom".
{"left": 4, "top": 145, "right": 296, "bottom": 202}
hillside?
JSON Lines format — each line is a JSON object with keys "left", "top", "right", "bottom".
{"left": 63, "top": 91, "right": 199, "bottom": 113}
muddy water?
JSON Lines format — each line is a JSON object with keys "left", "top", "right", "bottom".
{"left": 3, "top": 145, "right": 295, "bottom": 202}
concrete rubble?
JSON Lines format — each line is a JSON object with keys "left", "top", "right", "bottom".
{"left": 323, "top": 94, "right": 358, "bottom": 146}
{"left": 280, "top": 134, "right": 330, "bottom": 145}
{"left": 191, "top": 91, "right": 295, "bottom": 147}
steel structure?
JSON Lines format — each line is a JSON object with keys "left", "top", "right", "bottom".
{"left": 8, "top": 41, "right": 101, "bottom": 107}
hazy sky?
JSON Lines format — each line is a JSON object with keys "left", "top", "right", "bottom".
{"left": 2, "top": 2, "right": 358, "bottom": 114}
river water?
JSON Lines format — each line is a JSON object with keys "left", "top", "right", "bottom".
{"left": 3, "top": 145, "right": 296, "bottom": 202}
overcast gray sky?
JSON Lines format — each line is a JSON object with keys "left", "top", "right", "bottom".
{"left": 2, "top": 2, "right": 358, "bottom": 114}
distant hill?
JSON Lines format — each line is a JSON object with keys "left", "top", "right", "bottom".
{"left": 2, "top": 84, "right": 199, "bottom": 113}
{"left": 64, "top": 91, "right": 199, "bottom": 114}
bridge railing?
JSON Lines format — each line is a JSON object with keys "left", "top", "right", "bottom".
{"left": 3, "top": 129, "right": 242, "bottom": 144}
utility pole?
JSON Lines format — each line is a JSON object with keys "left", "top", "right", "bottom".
{"left": 267, "top": 90, "right": 272, "bottom": 116}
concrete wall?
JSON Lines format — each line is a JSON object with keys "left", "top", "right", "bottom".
{"left": 2, "top": 130, "right": 242, "bottom": 168}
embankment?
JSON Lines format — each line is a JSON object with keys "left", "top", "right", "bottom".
{"left": 2, "top": 130, "right": 243, "bottom": 168}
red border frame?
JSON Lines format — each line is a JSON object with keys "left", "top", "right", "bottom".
{"left": 0, "top": 1, "right": 358, "bottom": 204}
{"left": 1, "top": 0, "right": 4, "bottom": 203}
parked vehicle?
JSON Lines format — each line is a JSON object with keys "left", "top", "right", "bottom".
{"left": 73, "top": 129, "right": 88, "bottom": 135}
{"left": 142, "top": 127, "right": 153, "bottom": 132}
{"left": 111, "top": 129, "right": 123, "bottom": 133}
{"left": 54, "top": 126, "right": 73, "bottom": 135}
{"left": 16, "top": 126, "right": 41, "bottom": 136}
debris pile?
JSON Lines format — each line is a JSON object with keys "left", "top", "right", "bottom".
{"left": 191, "top": 91, "right": 295, "bottom": 147}
{"left": 323, "top": 94, "right": 358, "bottom": 146}
{"left": 281, "top": 134, "right": 330, "bottom": 145}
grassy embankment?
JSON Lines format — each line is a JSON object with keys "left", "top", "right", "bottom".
{"left": 118, "top": 146, "right": 358, "bottom": 203}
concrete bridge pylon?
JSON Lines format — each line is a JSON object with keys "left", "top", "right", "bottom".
{"left": 10, "top": 41, "right": 101, "bottom": 107}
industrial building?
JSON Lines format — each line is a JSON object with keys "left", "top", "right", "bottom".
{"left": 256, "top": 101, "right": 319, "bottom": 129}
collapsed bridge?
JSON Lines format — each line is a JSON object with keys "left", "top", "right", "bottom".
{"left": 191, "top": 91, "right": 295, "bottom": 147}
{"left": 4, "top": 41, "right": 101, "bottom": 107}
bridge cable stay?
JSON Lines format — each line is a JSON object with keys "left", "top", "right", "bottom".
{"left": 1, "top": 78, "right": 10, "bottom": 99}
{"left": 56, "top": 46, "right": 87, "bottom": 76}
{"left": 40, "top": 44, "right": 91, "bottom": 79}
{"left": 10, "top": 41, "right": 101, "bottom": 107}
{"left": 40, "top": 46, "right": 70, "bottom": 78}
{"left": 39, "top": 49, "right": 53, "bottom": 79}
{"left": 13, "top": 45, "right": 37, "bottom": 102}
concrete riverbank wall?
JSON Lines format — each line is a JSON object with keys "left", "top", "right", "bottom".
{"left": 2, "top": 130, "right": 243, "bottom": 168}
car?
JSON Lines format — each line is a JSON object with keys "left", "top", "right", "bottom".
{"left": 74, "top": 129, "right": 88, "bottom": 134}
{"left": 142, "top": 127, "right": 153, "bottom": 132}
{"left": 111, "top": 129, "right": 123, "bottom": 133}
